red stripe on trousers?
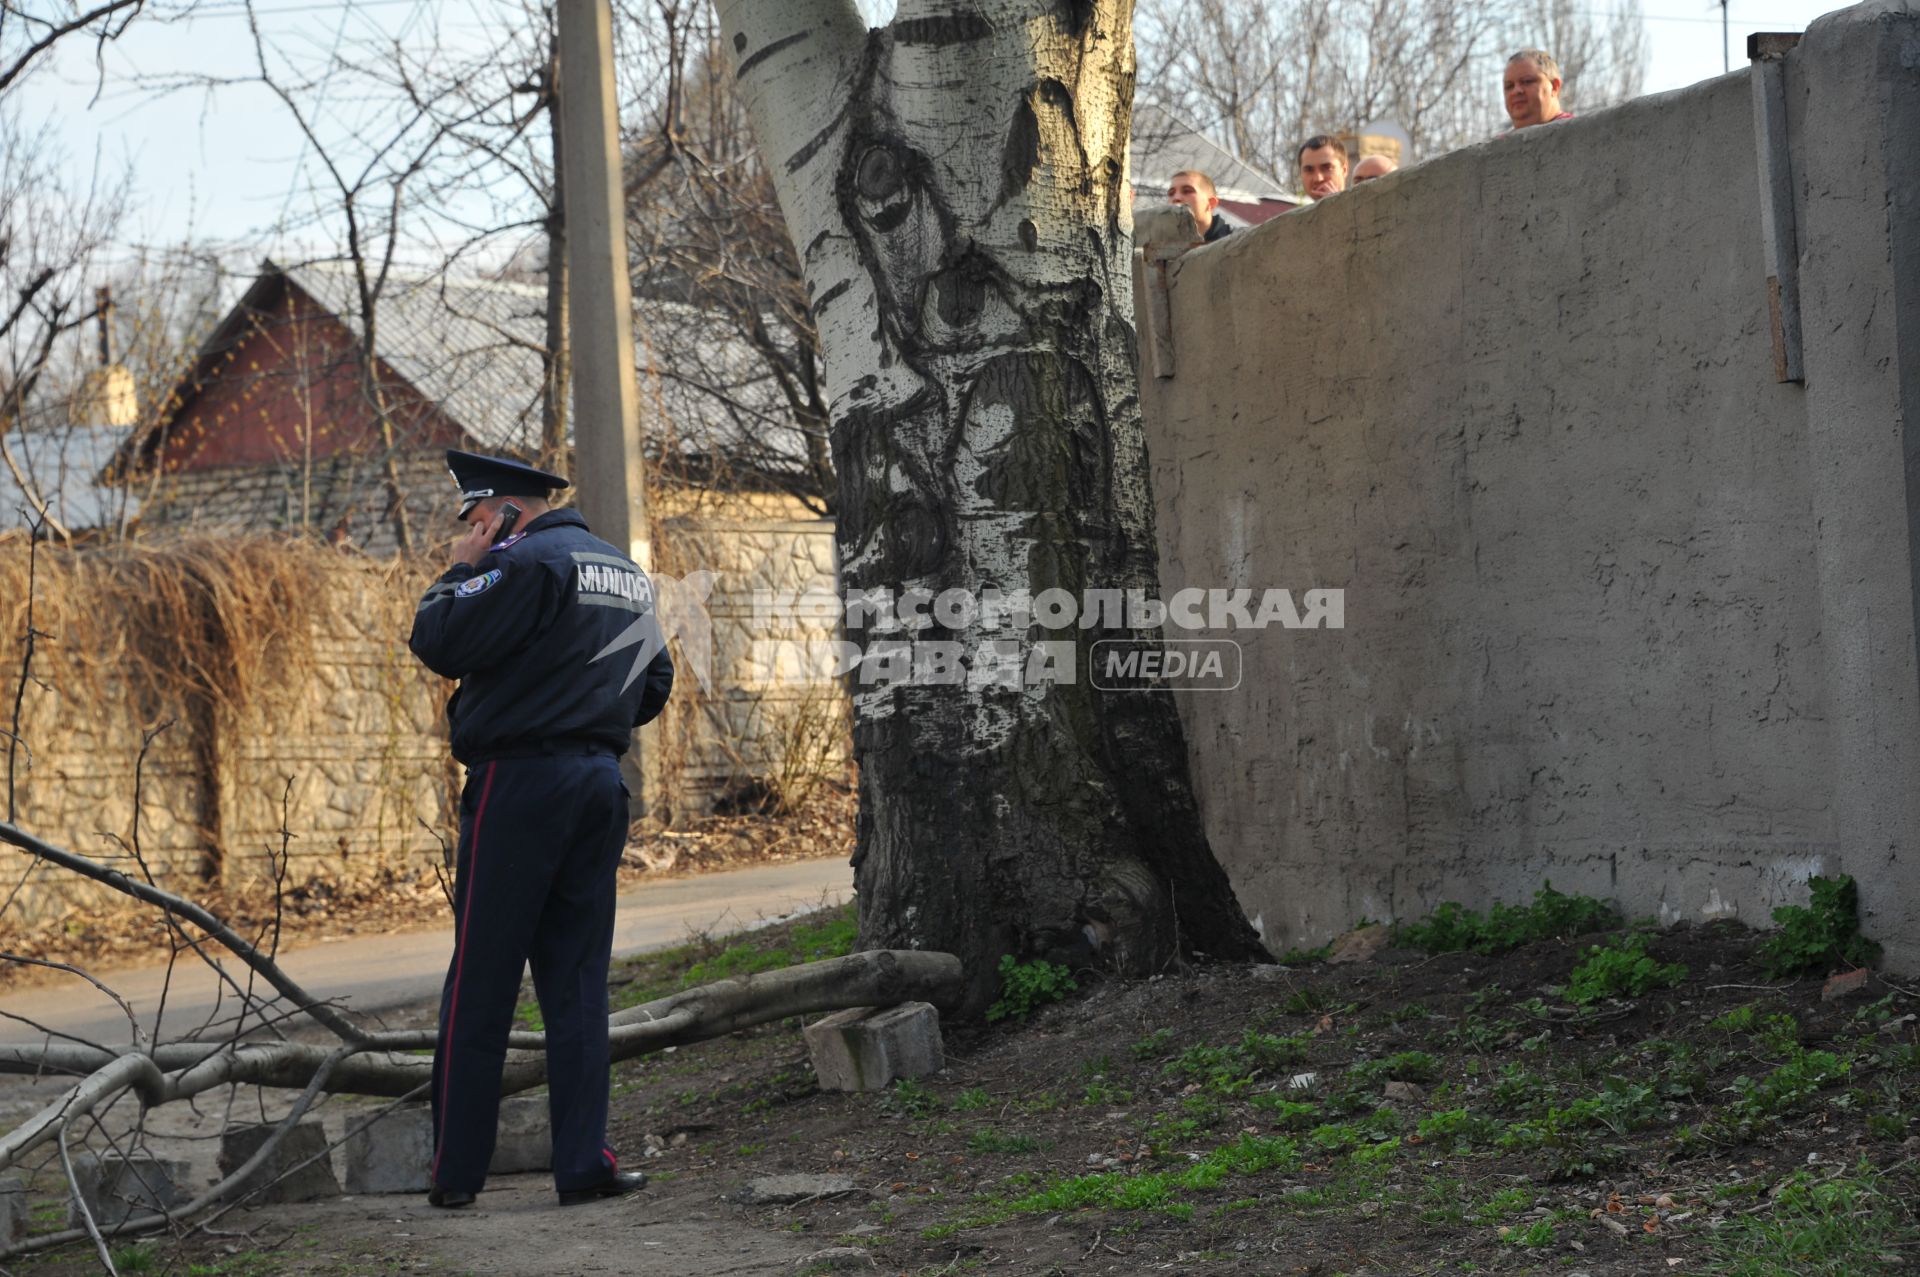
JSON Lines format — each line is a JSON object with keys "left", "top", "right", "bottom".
{"left": 431, "top": 760, "right": 497, "bottom": 1185}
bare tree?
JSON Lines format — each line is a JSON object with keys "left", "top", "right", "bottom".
{"left": 620, "top": 1, "right": 836, "bottom": 511}
{"left": 0, "top": 106, "right": 129, "bottom": 540}
{"left": 1134, "top": 0, "right": 1648, "bottom": 176}
{"left": 0, "top": 0, "right": 150, "bottom": 96}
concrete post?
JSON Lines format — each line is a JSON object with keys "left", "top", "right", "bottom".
{"left": 557, "top": 0, "right": 650, "bottom": 570}
{"left": 1789, "top": 1, "right": 1920, "bottom": 970}
{"left": 558, "top": 0, "right": 653, "bottom": 807}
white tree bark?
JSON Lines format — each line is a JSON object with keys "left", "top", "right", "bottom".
{"left": 716, "top": 0, "right": 1265, "bottom": 1008}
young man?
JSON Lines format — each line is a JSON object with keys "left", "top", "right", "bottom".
{"left": 410, "top": 448, "right": 674, "bottom": 1210}
{"left": 1504, "top": 49, "right": 1575, "bottom": 129}
{"left": 1166, "top": 169, "right": 1233, "bottom": 242}
{"left": 1298, "top": 136, "right": 1349, "bottom": 202}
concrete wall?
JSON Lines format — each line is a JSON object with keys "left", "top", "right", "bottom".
{"left": 1136, "top": 0, "right": 1920, "bottom": 967}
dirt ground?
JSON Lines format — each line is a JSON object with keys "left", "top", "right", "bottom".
{"left": 6, "top": 905, "right": 1916, "bottom": 1277}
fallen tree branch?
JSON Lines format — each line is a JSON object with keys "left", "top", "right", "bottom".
{"left": 0, "top": 948, "right": 962, "bottom": 1179}
{"left": 5, "top": 1046, "right": 370, "bottom": 1260}
{"left": 0, "top": 821, "right": 373, "bottom": 1045}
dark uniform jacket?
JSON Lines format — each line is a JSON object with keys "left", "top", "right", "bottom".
{"left": 409, "top": 508, "right": 674, "bottom": 765}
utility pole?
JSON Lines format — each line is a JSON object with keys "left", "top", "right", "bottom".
{"left": 556, "top": 0, "right": 650, "bottom": 571}
{"left": 556, "top": 0, "right": 654, "bottom": 810}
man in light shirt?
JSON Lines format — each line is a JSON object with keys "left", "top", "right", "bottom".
{"left": 1504, "top": 49, "right": 1575, "bottom": 129}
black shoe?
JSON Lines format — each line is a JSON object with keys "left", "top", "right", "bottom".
{"left": 557, "top": 1170, "right": 648, "bottom": 1206}
{"left": 427, "top": 1186, "right": 477, "bottom": 1209}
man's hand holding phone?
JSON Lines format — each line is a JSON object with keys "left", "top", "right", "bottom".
{"left": 452, "top": 500, "right": 521, "bottom": 568}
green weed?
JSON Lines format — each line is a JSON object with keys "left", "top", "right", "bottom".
{"left": 886, "top": 1077, "right": 938, "bottom": 1116}
{"left": 1758, "top": 875, "right": 1882, "bottom": 978}
{"left": 986, "top": 955, "right": 1078, "bottom": 1022}
{"left": 1416, "top": 1107, "right": 1502, "bottom": 1152}
{"left": 1730, "top": 1047, "right": 1850, "bottom": 1122}
{"left": 1565, "top": 933, "right": 1688, "bottom": 1004}
{"left": 1396, "top": 884, "right": 1619, "bottom": 955}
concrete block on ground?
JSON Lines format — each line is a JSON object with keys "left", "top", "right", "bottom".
{"left": 66, "top": 1153, "right": 190, "bottom": 1229}
{"left": 1, "top": 1175, "right": 26, "bottom": 1247}
{"left": 218, "top": 1119, "right": 339, "bottom": 1203}
{"left": 487, "top": 1095, "right": 552, "bottom": 1173}
{"left": 804, "top": 1002, "right": 944, "bottom": 1092}
{"left": 341, "top": 1104, "right": 433, "bottom": 1194}
{"left": 339, "top": 1097, "right": 552, "bottom": 1193}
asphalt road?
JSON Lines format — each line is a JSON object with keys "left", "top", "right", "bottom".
{"left": 0, "top": 857, "right": 853, "bottom": 1051}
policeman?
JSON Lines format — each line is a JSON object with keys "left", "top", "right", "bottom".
{"left": 409, "top": 448, "right": 673, "bottom": 1209}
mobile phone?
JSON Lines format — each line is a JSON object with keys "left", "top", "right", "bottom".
{"left": 494, "top": 500, "right": 523, "bottom": 541}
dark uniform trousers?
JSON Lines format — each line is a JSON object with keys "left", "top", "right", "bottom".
{"left": 430, "top": 751, "right": 629, "bottom": 1194}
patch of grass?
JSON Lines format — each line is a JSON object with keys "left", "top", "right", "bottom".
{"left": 1487, "top": 1064, "right": 1546, "bottom": 1114}
{"left": 685, "top": 904, "right": 859, "bottom": 987}
{"left": 1758, "top": 875, "right": 1882, "bottom": 978}
{"left": 886, "top": 1077, "right": 938, "bottom": 1116}
{"left": 967, "top": 1128, "right": 1041, "bottom": 1155}
{"left": 1164, "top": 1031, "right": 1310, "bottom": 1097}
{"left": 1348, "top": 1051, "right": 1441, "bottom": 1085}
{"left": 1730, "top": 1047, "right": 1850, "bottom": 1123}
{"left": 1500, "top": 1218, "right": 1556, "bottom": 1247}
{"left": 986, "top": 955, "right": 1078, "bottom": 1022}
{"left": 1280, "top": 986, "right": 1336, "bottom": 1015}
{"left": 997, "top": 1132, "right": 1300, "bottom": 1223}
{"left": 599, "top": 901, "right": 859, "bottom": 1014}
{"left": 1130, "top": 1027, "right": 1177, "bottom": 1060}
{"left": 112, "top": 1243, "right": 159, "bottom": 1273}
{"left": 1472, "top": 1186, "right": 1535, "bottom": 1224}
{"left": 1564, "top": 933, "right": 1689, "bottom": 1004}
{"left": 1249, "top": 1095, "right": 1322, "bottom": 1129}
{"left": 1416, "top": 1107, "right": 1502, "bottom": 1152}
{"left": 951, "top": 1086, "right": 991, "bottom": 1111}
{"left": 1710, "top": 1166, "right": 1915, "bottom": 1275}
{"left": 1712, "top": 1004, "right": 1761, "bottom": 1035}
{"left": 1396, "top": 884, "right": 1619, "bottom": 955}
{"left": 1081, "top": 1079, "right": 1134, "bottom": 1106}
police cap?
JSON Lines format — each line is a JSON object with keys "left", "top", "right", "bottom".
{"left": 446, "top": 448, "right": 570, "bottom": 520}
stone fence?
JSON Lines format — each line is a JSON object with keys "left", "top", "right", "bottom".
{"left": 1, "top": 503, "right": 842, "bottom": 927}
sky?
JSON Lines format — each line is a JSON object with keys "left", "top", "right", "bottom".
{"left": 18, "top": 0, "right": 1855, "bottom": 262}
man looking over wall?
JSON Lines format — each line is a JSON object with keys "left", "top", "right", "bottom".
{"left": 1298, "top": 136, "right": 1349, "bottom": 201}
{"left": 1167, "top": 169, "right": 1233, "bottom": 242}
{"left": 1352, "top": 154, "right": 1398, "bottom": 183}
{"left": 1504, "top": 49, "right": 1575, "bottom": 129}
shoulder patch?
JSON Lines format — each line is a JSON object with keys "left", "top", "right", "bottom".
{"left": 489, "top": 531, "right": 528, "bottom": 553}
{"left": 456, "top": 569, "right": 504, "bottom": 597}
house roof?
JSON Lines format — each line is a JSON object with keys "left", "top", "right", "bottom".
{"left": 1, "top": 423, "right": 139, "bottom": 533}
{"left": 120, "top": 259, "right": 815, "bottom": 488}
{"left": 1130, "top": 102, "right": 1294, "bottom": 206}
{"left": 289, "top": 260, "right": 554, "bottom": 457}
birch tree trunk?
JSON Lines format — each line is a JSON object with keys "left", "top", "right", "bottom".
{"left": 716, "top": 0, "right": 1266, "bottom": 1009}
